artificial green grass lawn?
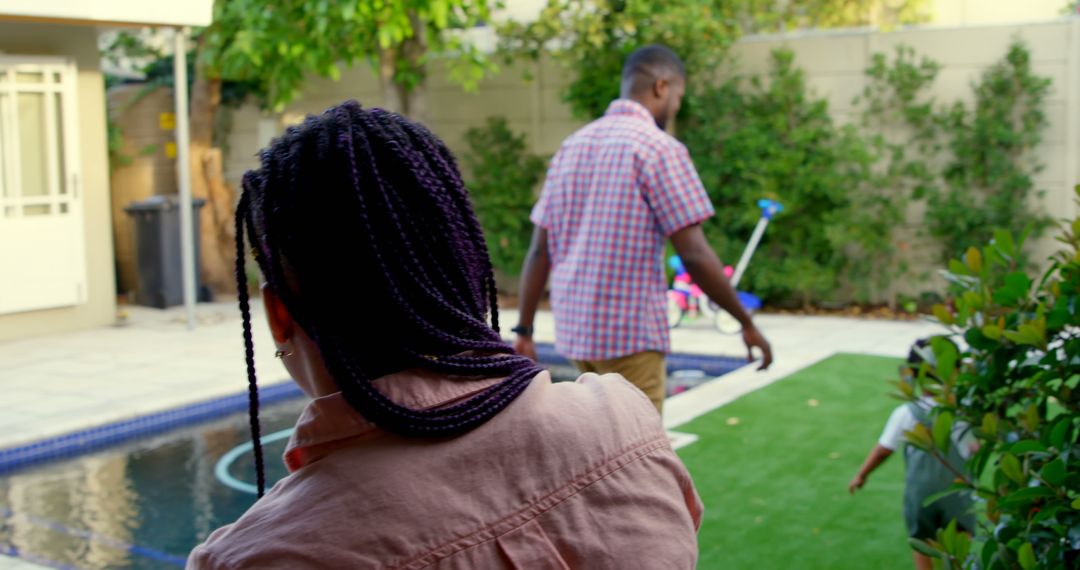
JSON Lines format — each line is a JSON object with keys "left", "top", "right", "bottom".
{"left": 676, "top": 354, "right": 911, "bottom": 569}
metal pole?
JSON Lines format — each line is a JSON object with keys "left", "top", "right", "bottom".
{"left": 174, "top": 27, "right": 196, "bottom": 330}
{"left": 730, "top": 217, "right": 770, "bottom": 289}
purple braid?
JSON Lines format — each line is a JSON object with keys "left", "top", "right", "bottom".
{"left": 234, "top": 101, "right": 544, "bottom": 455}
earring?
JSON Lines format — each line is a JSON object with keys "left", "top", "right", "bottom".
{"left": 275, "top": 349, "right": 294, "bottom": 359}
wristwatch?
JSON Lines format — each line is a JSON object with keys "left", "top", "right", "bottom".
{"left": 511, "top": 325, "right": 534, "bottom": 337}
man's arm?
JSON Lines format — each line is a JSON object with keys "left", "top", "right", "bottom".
{"left": 849, "top": 445, "right": 894, "bottom": 494}
{"left": 669, "top": 224, "right": 773, "bottom": 370}
{"left": 513, "top": 226, "right": 550, "bottom": 361}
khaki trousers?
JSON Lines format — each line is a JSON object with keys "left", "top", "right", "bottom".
{"left": 570, "top": 351, "right": 666, "bottom": 413}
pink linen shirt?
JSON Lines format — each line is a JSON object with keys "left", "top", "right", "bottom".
{"left": 531, "top": 99, "right": 715, "bottom": 361}
{"left": 187, "top": 370, "right": 703, "bottom": 569}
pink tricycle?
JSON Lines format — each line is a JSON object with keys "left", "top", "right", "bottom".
{"left": 667, "top": 199, "right": 782, "bottom": 333}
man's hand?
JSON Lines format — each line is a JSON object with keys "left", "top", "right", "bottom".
{"left": 514, "top": 336, "right": 538, "bottom": 362}
{"left": 742, "top": 325, "right": 773, "bottom": 370}
{"left": 848, "top": 474, "right": 866, "bottom": 495}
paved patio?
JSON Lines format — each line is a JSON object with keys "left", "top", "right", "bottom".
{"left": 0, "top": 302, "right": 944, "bottom": 451}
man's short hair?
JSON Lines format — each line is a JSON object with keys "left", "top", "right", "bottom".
{"left": 622, "top": 45, "right": 686, "bottom": 90}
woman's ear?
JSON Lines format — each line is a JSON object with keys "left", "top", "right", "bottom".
{"left": 262, "top": 285, "right": 295, "bottom": 344}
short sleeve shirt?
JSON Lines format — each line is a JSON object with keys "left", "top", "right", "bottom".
{"left": 531, "top": 99, "right": 714, "bottom": 361}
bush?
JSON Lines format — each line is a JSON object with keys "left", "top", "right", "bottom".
{"left": 682, "top": 49, "right": 873, "bottom": 306}
{"left": 678, "top": 42, "right": 1053, "bottom": 306}
{"left": 462, "top": 117, "right": 548, "bottom": 278}
{"left": 904, "top": 186, "right": 1080, "bottom": 569}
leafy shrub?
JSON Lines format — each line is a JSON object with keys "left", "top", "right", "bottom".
{"left": 903, "top": 187, "right": 1080, "bottom": 569}
{"left": 462, "top": 117, "right": 548, "bottom": 278}
{"left": 682, "top": 49, "right": 872, "bottom": 305}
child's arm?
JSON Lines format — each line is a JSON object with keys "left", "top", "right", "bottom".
{"left": 849, "top": 445, "right": 893, "bottom": 494}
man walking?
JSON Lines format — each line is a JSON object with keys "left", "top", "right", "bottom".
{"left": 513, "top": 45, "right": 773, "bottom": 413}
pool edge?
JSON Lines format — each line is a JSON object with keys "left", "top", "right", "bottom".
{"left": 0, "top": 381, "right": 303, "bottom": 475}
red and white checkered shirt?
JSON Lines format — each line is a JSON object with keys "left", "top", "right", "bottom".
{"left": 532, "top": 99, "right": 715, "bottom": 361}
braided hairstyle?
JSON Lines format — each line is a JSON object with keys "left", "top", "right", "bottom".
{"left": 235, "top": 101, "right": 544, "bottom": 497}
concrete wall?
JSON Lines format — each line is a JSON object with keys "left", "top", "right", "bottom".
{"left": 223, "top": 57, "right": 580, "bottom": 188}
{"left": 931, "top": 0, "right": 1067, "bottom": 25}
{"left": 0, "top": 22, "right": 116, "bottom": 340}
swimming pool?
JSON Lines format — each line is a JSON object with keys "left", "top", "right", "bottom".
{"left": 0, "top": 397, "right": 304, "bottom": 569}
{"left": 0, "top": 347, "right": 745, "bottom": 569}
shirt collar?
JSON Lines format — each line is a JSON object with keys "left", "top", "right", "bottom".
{"left": 282, "top": 368, "right": 520, "bottom": 471}
{"left": 605, "top": 99, "right": 657, "bottom": 125}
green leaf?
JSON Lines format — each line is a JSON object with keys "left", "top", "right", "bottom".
{"left": 992, "top": 272, "right": 1032, "bottom": 306}
{"left": 1000, "top": 453, "right": 1025, "bottom": 485}
{"left": 933, "top": 411, "right": 954, "bottom": 453}
{"left": 953, "top": 531, "right": 971, "bottom": 564}
{"left": 993, "top": 229, "right": 1016, "bottom": 259}
{"left": 1008, "top": 441, "right": 1047, "bottom": 455}
{"left": 965, "top": 247, "right": 983, "bottom": 274}
{"left": 1021, "top": 403, "right": 1040, "bottom": 433}
{"left": 906, "top": 423, "right": 935, "bottom": 451}
{"left": 1049, "top": 418, "right": 1069, "bottom": 449}
{"left": 965, "top": 326, "right": 997, "bottom": 350}
{"left": 981, "top": 538, "right": 998, "bottom": 569}
{"left": 1017, "top": 542, "right": 1036, "bottom": 570}
{"left": 938, "top": 518, "right": 959, "bottom": 556}
{"left": 948, "top": 259, "right": 971, "bottom": 276}
{"left": 981, "top": 413, "right": 999, "bottom": 439}
{"left": 1000, "top": 486, "right": 1055, "bottom": 507}
{"left": 1041, "top": 460, "right": 1067, "bottom": 488}
{"left": 933, "top": 304, "right": 955, "bottom": 325}
{"left": 922, "top": 484, "right": 967, "bottom": 508}
{"left": 909, "top": 537, "right": 942, "bottom": 558}
{"left": 1072, "top": 497, "right": 1080, "bottom": 510}
{"left": 931, "top": 337, "right": 958, "bottom": 381}
{"left": 1031, "top": 504, "right": 1062, "bottom": 525}
{"left": 981, "top": 324, "right": 1002, "bottom": 341}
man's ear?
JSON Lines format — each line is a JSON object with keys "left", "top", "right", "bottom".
{"left": 653, "top": 78, "right": 669, "bottom": 100}
{"left": 263, "top": 285, "right": 295, "bottom": 344}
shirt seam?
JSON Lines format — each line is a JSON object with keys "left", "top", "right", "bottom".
{"left": 390, "top": 434, "right": 673, "bottom": 570}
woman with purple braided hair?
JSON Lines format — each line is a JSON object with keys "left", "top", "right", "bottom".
{"left": 187, "top": 101, "right": 702, "bottom": 569}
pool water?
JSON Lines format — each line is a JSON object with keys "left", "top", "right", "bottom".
{"left": 0, "top": 398, "right": 305, "bottom": 570}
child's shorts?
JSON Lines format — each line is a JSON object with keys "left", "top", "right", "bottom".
{"left": 904, "top": 491, "right": 976, "bottom": 540}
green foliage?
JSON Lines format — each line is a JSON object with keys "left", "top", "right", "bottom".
{"left": 499, "top": 0, "right": 928, "bottom": 120}
{"left": 499, "top": 0, "right": 741, "bottom": 120}
{"left": 107, "top": 114, "right": 133, "bottom": 171}
{"left": 462, "top": 118, "right": 548, "bottom": 277}
{"left": 202, "top": 0, "right": 498, "bottom": 111}
{"left": 682, "top": 49, "right": 875, "bottom": 305}
{"left": 906, "top": 187, "right": 1080, "bottom": 569}
{"left": 929, "top": 42, "right": 1053, "bottom": 264}
{"left": 683, "top": 41, "right": 1053, "bottom": 306}
{"left": 741, "top": 0, "right": 931, "bottom": 31}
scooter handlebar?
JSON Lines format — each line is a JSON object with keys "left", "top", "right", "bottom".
{"left": 757, "top": 198, "right": 784, "bottom": 220}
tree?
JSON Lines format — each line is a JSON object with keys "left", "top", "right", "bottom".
{"left": 180, "top": 0, "right": 498, "bottom": 291}
{"left": 202, "top": 0, "right": 497, "bottom": 118}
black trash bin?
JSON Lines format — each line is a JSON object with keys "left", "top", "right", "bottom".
{"left": 125, "top": 195, "right": 211, "bottom": 309}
